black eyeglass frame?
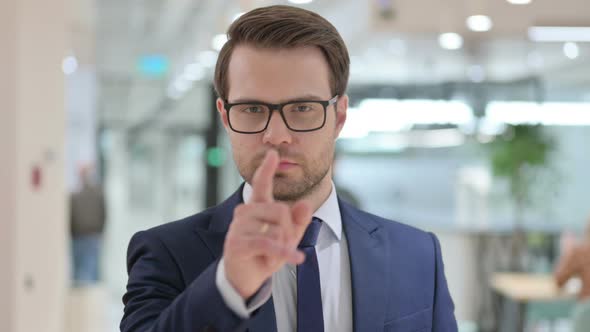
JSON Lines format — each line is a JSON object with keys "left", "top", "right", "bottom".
{"left": 223, "top": 95, "right": 339, "bottom": 134}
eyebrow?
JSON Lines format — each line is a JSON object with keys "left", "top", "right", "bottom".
{"left": 229, "top": 94, "right": 327, "bottom": 104}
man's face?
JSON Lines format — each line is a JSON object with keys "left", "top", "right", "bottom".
{"left": 217, "top": 45, "right": 348, "bottom": 201}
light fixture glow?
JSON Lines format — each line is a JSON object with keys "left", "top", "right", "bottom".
{"left": 339, "top": 99, "right": 475, "bottom": 139}
{"left": 288, "top": 0, "right": 313, "bottom": 4}
{"left": 62, "top": 55, "right": 78, "bottom": 75}
{"left": 486, "top": 101, "right": 590, "bottom": 125}
{"left": 563, "top": 42, "right": 580, "bottom": 59}
{"left": 138, "top": 55, "right": 169, "bottom": 77}
{"left": 506, "top": 0, "right": 532, "bottom": 4}
{"left": 528, "top": 26, "right": 590, "bottom": 42}
{"left": 438, "top": 33, "right": 464, "bottom": 50}
{"left": 466, "top": 15, "right": 493, "bottom": 32}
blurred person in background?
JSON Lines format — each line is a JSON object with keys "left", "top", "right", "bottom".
{"left": 121, "top": 5, "right": 457, "bottom": 332}
{"left": 554, "top": 215, "right": 590, "bottom": 332}
{"left": 70, "top": 163, "right": 106, "bottom": 285}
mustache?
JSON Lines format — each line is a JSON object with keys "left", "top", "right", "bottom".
{"left": 253, "top": 149, "right": 301, "bottom": 164}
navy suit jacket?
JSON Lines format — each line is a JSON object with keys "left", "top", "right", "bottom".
{"left": 121, "top": 186, "right": 458, "bottom": 332}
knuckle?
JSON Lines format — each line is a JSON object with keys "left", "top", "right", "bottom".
{"left": 270, "top": 229, "right": 282, "bottom": 241}
{"left": 251, "top": 238, "right": 265, "bottom": 251}
{"left": 258, "top": 237, "right": 273, "bottom": 251}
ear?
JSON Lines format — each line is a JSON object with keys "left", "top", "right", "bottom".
{"left": 334, "top": 94, "right": 348, "bottom": 139}
{"left": 216, "top": 98, "right": 230, "bottom": 132}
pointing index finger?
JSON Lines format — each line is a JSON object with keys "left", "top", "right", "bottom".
{"left": 251, "top": 150, "right": 279, "bottom": 203}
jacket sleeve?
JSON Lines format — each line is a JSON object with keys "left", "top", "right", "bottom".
{"left": 120, "top": 230, "right": 248, "bottom": 332}
{"left": 429, "top": 233, "right": 459, "bottom": 332}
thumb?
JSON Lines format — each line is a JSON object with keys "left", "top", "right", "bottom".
{"left": 290, "top": 200, "right": 313, "bottom": 247}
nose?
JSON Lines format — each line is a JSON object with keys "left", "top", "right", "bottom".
{"left": 262, "top": 111, "right": 292, "bottom": 146}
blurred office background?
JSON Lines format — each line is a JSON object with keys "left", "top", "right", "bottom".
{"left": 2, "top": 0, "right": 590, "bottom": 331}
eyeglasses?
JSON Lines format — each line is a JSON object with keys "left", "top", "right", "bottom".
{"left": 223, "top": 95, "right": 339, "bottom": 134}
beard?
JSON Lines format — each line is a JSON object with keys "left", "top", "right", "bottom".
{"left": 238, "top": 147, "right": 333, "bottom": 202}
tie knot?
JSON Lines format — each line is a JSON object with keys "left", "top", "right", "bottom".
{"left": 298, "top": 217, "right": 322, "bottom": 248}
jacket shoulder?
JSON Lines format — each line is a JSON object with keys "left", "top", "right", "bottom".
{"left": 352, "top": 206, "right": 433, "bottom": 241}
{"left": 344, "top": 203, "right": 438, "bottom": 259}
{"left": 141, "top": 207, "right": 215, "bottom": 239}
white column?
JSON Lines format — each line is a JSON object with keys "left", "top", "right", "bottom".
{"left": 0, "top": 0, "right": 68, "bottom": 331}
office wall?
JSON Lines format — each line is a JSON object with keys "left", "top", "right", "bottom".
{"left": 0, "top": 0, "right": 68, "bottom": 331}
{"left": 0, "top": 1, "right": 18, "bottom": 330}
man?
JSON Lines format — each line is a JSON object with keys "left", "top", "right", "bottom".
{"left": 70, "top": 164, "right": 106, "bottom": 284}
{"left": 121, "top": 5, "right": 457, "bottom": 332}
{"left": 554, "top": 217, "right": 590, "bottom": 331}
{"left": 555, "top": 219, "right": 590, "bottom": 300}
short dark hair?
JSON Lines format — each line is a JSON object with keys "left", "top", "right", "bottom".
{"left": 214, "top": 5, "right": 350, "bottom": 101}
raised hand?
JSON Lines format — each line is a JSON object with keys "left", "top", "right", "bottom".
{"left": 223, "top": 149, "right": 313, "bottom": 299}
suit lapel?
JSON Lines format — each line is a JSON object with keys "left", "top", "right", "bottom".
{"left": 340, "top": 199, "right": 389, "bottom": 332}
{"left": 193, "top": 185, "right": 243, "bottom": 259}
{"left": 193, "top": 184, "right": 277, "bottom": 332}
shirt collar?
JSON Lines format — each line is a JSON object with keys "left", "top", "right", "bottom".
{"left": 242, "top": 181, "right": 342, "bottom": 241}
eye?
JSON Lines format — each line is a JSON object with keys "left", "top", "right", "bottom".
{"left": 295, "top": 105, "right": 311, "bottom": 112}
{"left": 289, "top": 103, "right": 316, "bottom": 112}
{"left": 238, "top": 105, "right": 265, "bottom": 114}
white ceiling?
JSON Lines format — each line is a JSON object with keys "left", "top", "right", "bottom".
{"left": 70, "top": 0, "right": 590, "bottom": 130}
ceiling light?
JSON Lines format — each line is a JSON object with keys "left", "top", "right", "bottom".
{"left": 62, "top": 55, "right": 78, "bottom": 75}
{"left": 288, "top": 0, "right": 313, "bottom": 4}
{"left": 466, "top": 15, "right": 493, "bottom": 32}
{"left": 438, "top": 33, "right": 463, "bottom": 50}
{"left": 138, "top": 55, "right": 169, "bottom": 77}
{"left": 486, "top": 101, "right": 590, "bottom": 125}
{"left": 211, "top": 34, "right": 228, "bottom": 52}
{"left": 360, "top": 99, "right": 474, "bottom": 127}
{"left": 563, "top": 42, "right": 580, "bottom": 59}
{"left": 528, "top": 26, "right": 590, "bottom": 42}
{"left": 506, "top": 0, "right": 532, "bottom": 4}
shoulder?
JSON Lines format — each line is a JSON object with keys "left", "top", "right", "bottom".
{"left": 138, "top": 186, "right": 243, "bottom": 243}
{"left": 143, "top": 206, "right": 216, "bottom": 238}
{"left": 125, "top": 206, "right": 222, "bottom": 275}
{"left": 341, "top": 201, "right": 439, "bottom": 258}
{"left": 342, "top": 199, "right": 432, "bottom": 238}
{"left": 127, "top": 205, "right": 218, "bottom": 256}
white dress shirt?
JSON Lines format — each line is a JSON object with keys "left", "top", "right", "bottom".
{"left": 216, "top": 182, "right": 353, "bottom": 332}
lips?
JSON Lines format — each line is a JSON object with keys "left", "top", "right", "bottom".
{"left": 278, "top": 160, "right": 298, "bottom": 170}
